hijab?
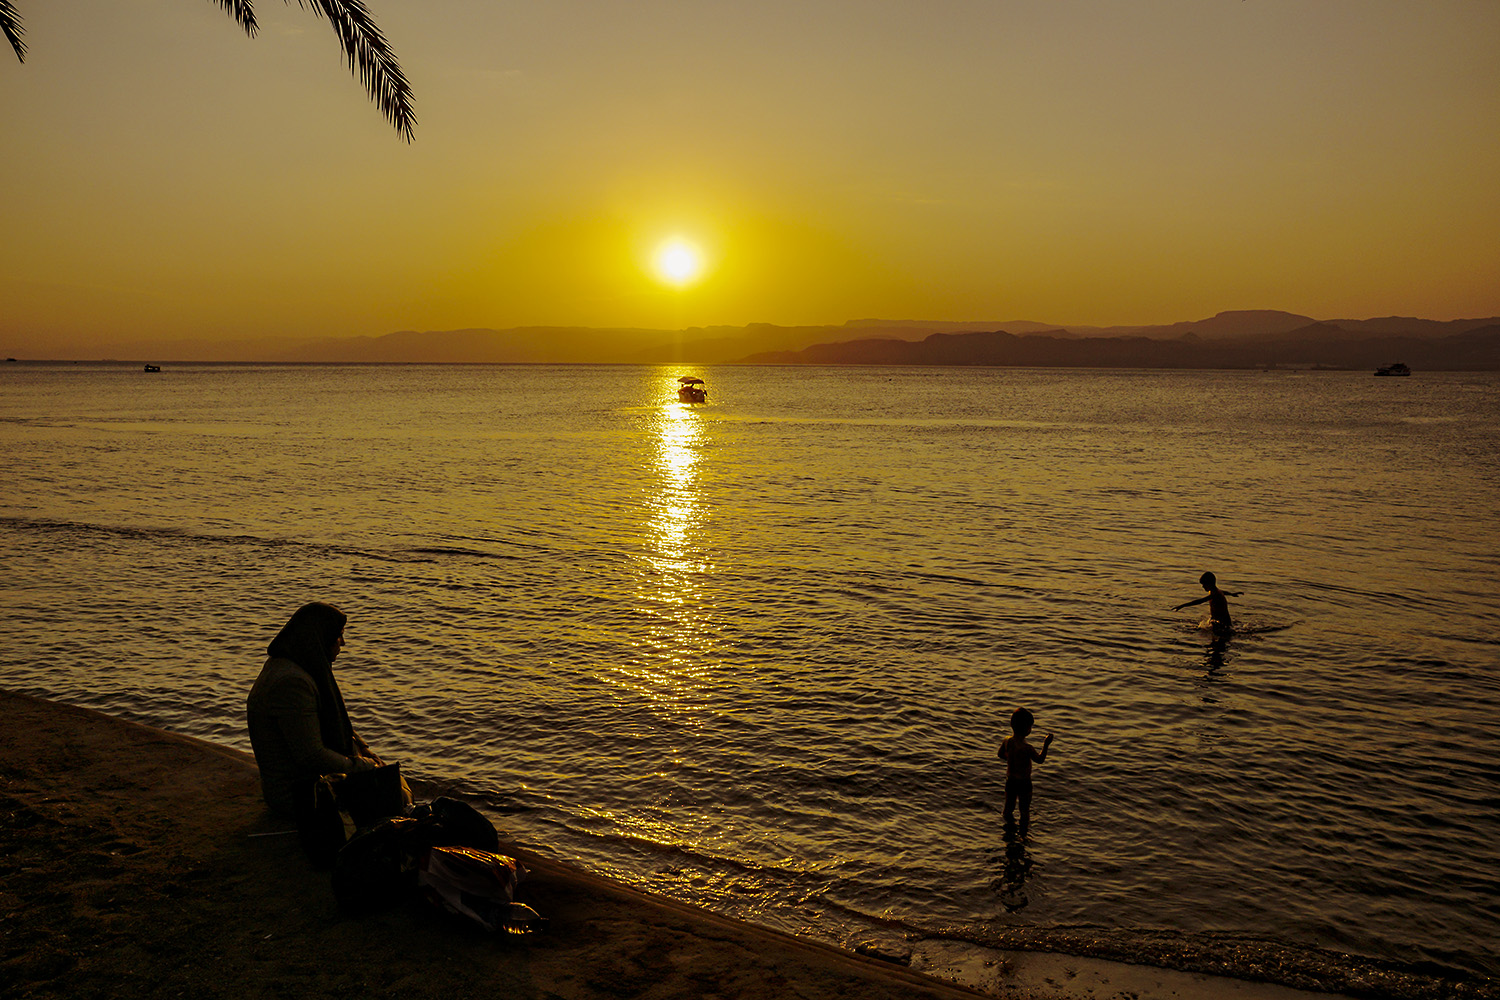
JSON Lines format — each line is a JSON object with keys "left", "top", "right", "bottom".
{"left": 267, "top": 601, "right": 356, "bottom": 756}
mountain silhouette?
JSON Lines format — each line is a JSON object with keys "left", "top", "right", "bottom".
{"left": 15, "top": 311, "right": 1499, "bottom": 366}
{"left": 742, "top": 317, "right": 1500, "bottom": 370}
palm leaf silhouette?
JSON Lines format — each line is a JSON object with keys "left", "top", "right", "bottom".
{"left": 296, "top": 0, "right": 414, "bottom": 141}
{"left": 3, "top": 0, "right": 414, "bottom": 140}
{"left": 1, "top": 0, "right": 25, "bottom": 63}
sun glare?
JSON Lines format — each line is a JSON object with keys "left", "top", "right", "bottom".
{"left": 653, "top": 239, "right": 704, "bottom": 287}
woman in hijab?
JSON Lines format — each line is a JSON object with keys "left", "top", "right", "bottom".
{"left": 246, "top": 601, "right": 391, "bottom": 818}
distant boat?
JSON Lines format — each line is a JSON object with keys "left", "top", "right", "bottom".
{"left": 143, "top": 364, "right": 161, "bottom": 373}
{"left": 677, "top": 376, "right": 707, "bottom": 403}
{"left": 1374, "top": 362, "right": 1411, "bottom": 377}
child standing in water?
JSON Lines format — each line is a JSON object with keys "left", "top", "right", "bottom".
{"left": 1173, "top": 571, "right": 1242, "bottom": 633}
{"left": 998, "top": 707, "right": 1053, "bottom": 840}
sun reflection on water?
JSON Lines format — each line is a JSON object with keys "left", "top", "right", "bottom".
{"left": 652, "top": 398, "right": 703, "bottom": 568}
{"left": 611, "top": 373, "right": 721, "bottom": 725}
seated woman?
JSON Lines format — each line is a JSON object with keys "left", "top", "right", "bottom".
{"left": 246, "top": 601, "right": 402, "bottom": 818}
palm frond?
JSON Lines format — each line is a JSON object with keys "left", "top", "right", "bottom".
{"left": 293, "top": 0, "right": 415, "bottom": 141}
{"left": 210, "top": 0, "right": 259, "bottom": 37}
{"left": 1, "top": 0, "right": 26, "bottom": 63}
{"left": 2, "top": 0, "right": 413, "bottom": 140}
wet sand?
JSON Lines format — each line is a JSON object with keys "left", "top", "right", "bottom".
{"left": 0, "top": 691, "right": 1394, "bottom": 999}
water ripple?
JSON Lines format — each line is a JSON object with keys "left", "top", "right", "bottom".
{"left": 3, "top": 364, "right": 1497, "bottom": 990}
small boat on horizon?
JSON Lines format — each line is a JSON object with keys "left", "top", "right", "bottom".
{"left": 677, "top": 376, "right": 707, "bottom": 403}
{"left": 143, "top": 364, "right": 161, "bottom": 373}
{"left": 1374, "top": 362, "right": 1411, "bottom": 377}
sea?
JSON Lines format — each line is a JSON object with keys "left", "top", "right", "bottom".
{"left": 3, "top": 362, "right": 1497, "bottom": 994}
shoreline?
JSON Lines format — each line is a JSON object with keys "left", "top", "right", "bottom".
{"left": 0, "top": 690, "right": 1481, "bottom": 1000}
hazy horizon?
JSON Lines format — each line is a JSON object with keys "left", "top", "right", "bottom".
{"left": 6, "top": 308, "right": 1498, "bottom": 366}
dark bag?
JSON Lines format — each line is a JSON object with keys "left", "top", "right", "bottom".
{"left": 331, "top": 800, "right": 516, "bottom": 919}
{"left": 294, "top": 763, "right": 409, "bottom": 867}
{"left": 409, "top": 796, "right": 500, "bottom": 852}
{"left": 332, "top": 816, "right": 422, "bottom": 911}
{"left": 336, "top": 763, "right": 410, "bottom": 827}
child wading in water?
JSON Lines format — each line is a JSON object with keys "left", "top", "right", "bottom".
{"left": 1173, "top": 571, "right": 1242, "bottom": 634}
{"left": 998, "top": 708, "right": 1053, "bottom": 840}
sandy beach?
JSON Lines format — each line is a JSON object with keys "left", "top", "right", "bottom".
{"left": 0, "top": 690, "right": 1470, "bottom": 1000}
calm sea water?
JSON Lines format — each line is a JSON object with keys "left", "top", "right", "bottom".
{"left": 3, "top": 363, "right": 1497, "bottom": 989}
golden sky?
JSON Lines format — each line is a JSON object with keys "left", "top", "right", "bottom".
{"left": 3, "top": 0, "right": 1498, "bottom": 355}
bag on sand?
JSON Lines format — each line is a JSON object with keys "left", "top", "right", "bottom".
{"left": 295, "top": 763, "right": 409, "bottom": 867}
{"left": 332, "top": 814, "right": 546, "bottom": 935}
{"left": 332, "top": 815, "right": 422, "bottom": 910}
{"left": 331, "top": 797, "right": 512, "bottom": 913}
{"left": 416, "top": 845, "right": 546, "bottom": 935}
{"left": 408, "top": 796, "right": 500, "bottom": 853}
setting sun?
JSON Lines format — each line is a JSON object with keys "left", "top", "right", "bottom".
{"left": 653, "top": 239, "right": 705, "bottom": 288}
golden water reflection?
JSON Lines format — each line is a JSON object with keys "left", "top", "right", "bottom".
{"left": 652, "top": 394, "right": 704, "bottom": 570}
{"left": 614, "top": 373, "right": 720, "bottom": 722}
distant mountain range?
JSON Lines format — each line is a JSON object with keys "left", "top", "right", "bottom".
{"left": 287, "top": 311, "right": 1497, "bottom": 369}
{"left": 741, "top": 312, "right": 1500, "bottom": 370}
{"left": 25, "top": 311, "right": 1500, "bottom": 368}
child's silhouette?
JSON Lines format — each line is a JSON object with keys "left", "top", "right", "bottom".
{"left": 998, "top": 707, "right": 1053, "bottom": 840}
{"left": 1173, "top": 571, "right": 1241, "bottom": 634}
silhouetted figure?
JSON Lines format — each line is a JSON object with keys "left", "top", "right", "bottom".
{"left": 998, "top": 707, "right": 1053, "bottom": 841}
{"left": 246, "top": 602, "right": 404, "bottom": 818}
{"left": 1173, "top": 571, "right": 1242, "bottom": 634}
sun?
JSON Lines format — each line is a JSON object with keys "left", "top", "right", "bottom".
{"left": 652, "top": 238, "right": 705, "bottom": 288}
